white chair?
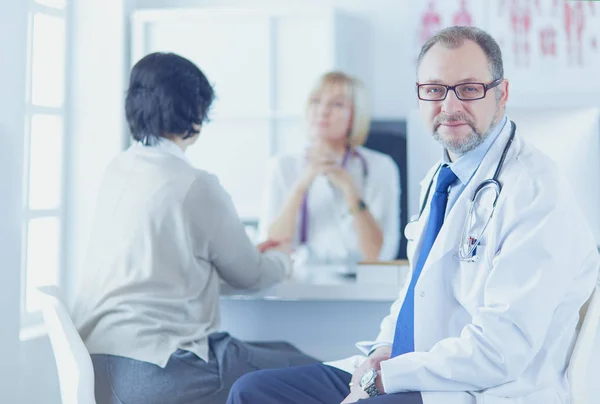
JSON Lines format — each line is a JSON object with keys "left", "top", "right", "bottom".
{"left": 568, "top": 279, "right": 600, "bottom": 404}
{"left": 38, "top": 285, "right": 96, "bottom": 404}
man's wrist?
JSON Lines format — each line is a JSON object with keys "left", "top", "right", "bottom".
{"left": 375, "top": 370, "right": 385, "bottom": 394}
{"left": 368, "top": 344, "right": 392, "bottom": 357}
{"left": 359, "top": 368, "right": 384, "bottom": 397}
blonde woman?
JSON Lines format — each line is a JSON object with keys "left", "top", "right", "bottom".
{"left": 259, "top": 72, "right": 400, "bottom": 265}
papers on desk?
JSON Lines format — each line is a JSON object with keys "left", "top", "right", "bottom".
{"left": 356, "top": 260, "right": 410, "bottom": 285}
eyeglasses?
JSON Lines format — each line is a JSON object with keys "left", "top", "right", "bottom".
{"left": 416, "top": 78, "right": 503, "bottom": 101}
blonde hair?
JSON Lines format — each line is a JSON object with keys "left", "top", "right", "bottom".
{"left": 306, "top": 71, "right": 370, "bottom": 147}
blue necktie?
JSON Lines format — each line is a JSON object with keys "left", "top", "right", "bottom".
{"left": 391, "top": 165, "right": 458, "bottom": 357}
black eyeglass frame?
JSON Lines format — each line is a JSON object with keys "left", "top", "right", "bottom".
{"left": 415, "top": 78, "right": 504, "bottom": 101}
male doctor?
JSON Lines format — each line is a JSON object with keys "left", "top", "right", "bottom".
{"left": 226, "top": 26, "right": 600, "bottom": 404}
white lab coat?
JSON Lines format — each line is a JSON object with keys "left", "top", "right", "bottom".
{"left": 329, "top": 121, "right": 600, "bottom": 404}
{"left": 258, "top": 146, "right": 400, "bottom": 263}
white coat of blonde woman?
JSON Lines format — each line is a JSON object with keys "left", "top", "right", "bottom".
{"left": 259, "top": 72, "right": 400, "bottom": 266}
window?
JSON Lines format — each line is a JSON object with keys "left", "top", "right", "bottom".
{"left": 21, "top": 0, "right": 69, "bottom": 328}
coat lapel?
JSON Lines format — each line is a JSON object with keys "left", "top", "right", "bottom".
{"left": 418, "top": 121, "right": 516, "bottom": 276}
{"left": 405, "top": 164, "right": 442, "bottom": 265}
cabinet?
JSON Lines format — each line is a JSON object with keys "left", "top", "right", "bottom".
{"left": 131, "top": 7, "right": 368, "bottom": 219}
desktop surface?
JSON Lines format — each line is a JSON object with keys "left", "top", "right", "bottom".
{"left": 220, "top": 263, "right": 409, "bottom": 302}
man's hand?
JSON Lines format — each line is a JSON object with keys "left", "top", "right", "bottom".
{"left": 340, "top": 386, "right": 368, "bottom": 403}
{"left": 350, "top": 346, "right": 391, "bottom": 388}
{"left": 340, "top": 347, "right": 391, "bottom": 403}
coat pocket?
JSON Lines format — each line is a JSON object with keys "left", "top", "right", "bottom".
{"left": 452, "top": 244, "right": 491, "bottom": 313}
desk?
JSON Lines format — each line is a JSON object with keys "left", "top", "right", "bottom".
{"left": 220, "top": 264, "right": 409, "bottom": 302}
{"left": 219, "top": 264, "right": 410, "bottom": 360}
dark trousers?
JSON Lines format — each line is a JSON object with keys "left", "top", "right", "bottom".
{"left": 226, "top": 363, "right": 423, "bottom": 404}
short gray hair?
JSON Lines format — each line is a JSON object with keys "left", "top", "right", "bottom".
{"left": 416, "top": 26, "right": 504, "bottom": 81}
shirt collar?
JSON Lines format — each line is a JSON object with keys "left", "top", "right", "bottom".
{"left": 134, "top": 137, "right": 191, "bottom": 165}
{"left": 443, "top": 114, "right": 508, "bottom": 186}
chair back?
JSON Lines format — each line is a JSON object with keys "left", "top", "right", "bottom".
{"left": 38, "top": 285, "right": 96, "bottom": 404}
{"left": 365, "top": 120, "right": 408, "bottom": 259}
{"left": 568, "top": 279, "right": 600, "bottom": 404}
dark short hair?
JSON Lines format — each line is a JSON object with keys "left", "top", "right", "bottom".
{"left": 125, "top": 52, "right": 215, "bottom": 145}
{"left": 417, "top": 26, "right": 504, "bottom": 81}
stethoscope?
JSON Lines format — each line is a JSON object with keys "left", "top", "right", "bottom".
{"left": 411, "top": 121, "right": 516, "bottom": 261}
{"left": 299, "top": 146, "right": 368, "bottom": 244}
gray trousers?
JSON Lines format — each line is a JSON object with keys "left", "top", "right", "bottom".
{"left": 91, "top": 332, "right": 319, "bottom": 404}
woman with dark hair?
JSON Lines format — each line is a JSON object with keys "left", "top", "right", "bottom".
{"left": 71, "top": 52, "right": 317, "bottom": 404}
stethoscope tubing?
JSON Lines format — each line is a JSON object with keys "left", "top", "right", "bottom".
{"left": 411, "top": 121, "right": 517, "bottom": 260}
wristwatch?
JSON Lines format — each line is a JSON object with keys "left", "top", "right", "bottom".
{"left": 349, "top": 199, "right": 368, "bottom": 215}
{"left": 359, "top": 368, "right": 381, "bottom": 397}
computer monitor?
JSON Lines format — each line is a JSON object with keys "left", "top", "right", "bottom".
{"left": 407, "top": 107, "right": 600, "bottom": 245}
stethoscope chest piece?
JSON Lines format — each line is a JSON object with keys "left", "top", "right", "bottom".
{"left": 456, "top": 183, "right": 499, "bottom": 261}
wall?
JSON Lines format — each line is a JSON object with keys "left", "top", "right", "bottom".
{"left": 22, "top": 0, "right": 599, "bottom": 402}
{"left": 130, "top": 0, "right": 600, "bottom": 400}
{"left": 129, "top": 0, "right": 416, "bottom": 367}
{"left": 66, "top": 0, "right": 131, "bottom": 304}
{"left": 20, "top": 337, "right": 60, "bottom": 404}
{"left": 0, "top": 0, "right": 27, "bottom": 401}
{"left": 0, "top": 1, "right": 63, "bottom": 402}
{"left": 134, "top": 0, "right": 414, "bottom": 119}
{"left": 17, "top": 0, "right": 133, "bottom": 403}
{"left": 135, "top": 0, "right": 600, "bottom": 115}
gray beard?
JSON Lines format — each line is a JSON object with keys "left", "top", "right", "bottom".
{"left": 433, "top": 107, "right": 500, "bottom": 157}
